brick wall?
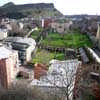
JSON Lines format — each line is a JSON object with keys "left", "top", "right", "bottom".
{"left": 0, "top": 59, "right": 8, "bottom": 88}
{"left": 0, "top": 53, "right": 18, "bottom": 89}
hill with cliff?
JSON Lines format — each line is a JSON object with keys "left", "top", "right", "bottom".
{"left": 0, "top": 2, "right": 63, "bottom": 19}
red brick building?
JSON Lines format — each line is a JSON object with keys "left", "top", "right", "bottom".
{"left": 0, "top": 47, "right": 18, "bottom": 89}
{"left": 34, "top": 64, "right": 48, "bottom": 79}
{"left": 42, "top": 18, "right": 52, "bottom": 28}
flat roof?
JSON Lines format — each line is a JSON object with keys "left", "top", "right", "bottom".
{"left": 0, "top": 46, "right": 13, "bottom": 59}
{"left": 5, "top": 37, "right": 36, "bottom": 46}
{"left": 0, "top": 29, "right": 7, "bottom": 32}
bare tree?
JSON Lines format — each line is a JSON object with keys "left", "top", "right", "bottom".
{"left": 77, "top": 64, "right": 100, "bottom": 100}
{"left": 0, "top": 81, "right": 62, "bottom": 100}
{"left": 42, "top": 60, "right": 81, "bottom": 100}
{"left": 9, "top": 22, "right": 25, "bottom": 36}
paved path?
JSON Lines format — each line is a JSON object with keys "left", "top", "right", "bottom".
{"left": 25, "top": 27, "right": 38, "bottom": 38}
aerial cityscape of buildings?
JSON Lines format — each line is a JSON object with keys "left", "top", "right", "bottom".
{"left": 0, "top": 1, "right": 100, "bottom": 100}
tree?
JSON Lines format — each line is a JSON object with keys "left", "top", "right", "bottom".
{"left": 33, "top": 50, "right": 54, "bottom": 65}
{"left": 42, "top": 60, "right": 81, "bottom": 100}
{"left": 9, "top": 22, "right": 25, "bottom": 36}
{"left": 92, "top": 82, "right": 100, "bottom": 99}
{"left": 76, "top": 64, "right": 100, "bottom": 100}
{"left": 0, "top": 82, "right": 62, "bottom": 100}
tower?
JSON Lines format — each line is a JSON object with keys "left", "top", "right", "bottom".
{"left": 96, "top": 22, "right": 100, "bottom": 40}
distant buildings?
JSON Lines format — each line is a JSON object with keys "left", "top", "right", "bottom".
{"left": 0, "top": 46, "right": 19, "bottom": 88}
{"left": 50, "top": 20, "right": 72, "bottom": 33}
{"left": 42, "top": 18, "right": 52, "bottom": 28}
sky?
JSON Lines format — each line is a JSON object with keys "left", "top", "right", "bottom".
{"left": 0, "top": 0, "right": 100, "bottom": 15}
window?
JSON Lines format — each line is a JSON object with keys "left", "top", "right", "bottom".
{"left": 93, "top": 66, "right": 95, "bottom": 70}
{"left": 97, "top": 66, "right": 99, "bottom": 70}
{"left": 59, "top": 26, "right": 62, "bottom": 28}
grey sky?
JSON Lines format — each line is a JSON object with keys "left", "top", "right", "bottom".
{"left": 0, "top": 0, "right": 100, "bottom": 15}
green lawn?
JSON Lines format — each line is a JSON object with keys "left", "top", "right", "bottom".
{"left": 32, "top": 49, "right": 64, "bottom": 65}
{"left": 41, "top": 30, "right": 93, "bottom": 48}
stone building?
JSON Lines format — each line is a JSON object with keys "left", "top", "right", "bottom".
{"left": 96, "top": 22, "right": 100, "bottom": 49}
{"left": 50, "top": 21, "right": 72, "bottom": 33}
{"left": 0, "top": 46, "right": 19, "bottom": 89}
{"left": 4, "top": 37, "right": 36, "bottom": 65}
{"left": 41, "top": 18, "right": 52, "bottom": 28}
{"left": 31, "top": 59, "right": 81, "bottom": 100}
{"left": 0, "top": 29, "right": 8, "bottom": 40}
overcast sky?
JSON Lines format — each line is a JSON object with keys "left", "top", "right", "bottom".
{"left": 0, "top": 0, "right": 100, "bottom": 15}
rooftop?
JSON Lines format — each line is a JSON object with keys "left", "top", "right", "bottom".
{"left": 0, "top": 46, "right": 14, "bottom": 59}
{"left": 31, "top": 59, "right": 81, "bottom": 87}
{"left": 5, "top": 37, "right": 36, "bottom": 46}
{"left": 0, "top": 29, "right": 8, "bottom": 32}
{"left": 49, "top": 59, "right": 81, "bottom": 75}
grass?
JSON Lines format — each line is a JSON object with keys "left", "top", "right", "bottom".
{"left": 54, "top": 53, "right": 65, "bottom": 60}
{"left": 41, "top": 30, "right": 93, "bottom": 48}
{"left": 32, "top": 49, "right": 64, "bottom": 65}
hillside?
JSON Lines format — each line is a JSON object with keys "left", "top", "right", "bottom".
{"left": 0, "top": 2, "right": 63, "bottom": 19}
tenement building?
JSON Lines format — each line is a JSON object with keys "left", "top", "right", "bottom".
{"left": 4, "top": 37, "right": 36, "bottom": 65}
{"left": 0, "top": 46, "right": 19, "bottom": 88}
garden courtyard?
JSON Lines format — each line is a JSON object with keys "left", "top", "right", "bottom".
{"left": 31, "top": 30, "right": 93, "bottom": 64}
{"left": 32, "top": 49, "right": 65, "bottom": 65}
{"left": 41, "top": 30, "right": 93, "bottom": 48}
